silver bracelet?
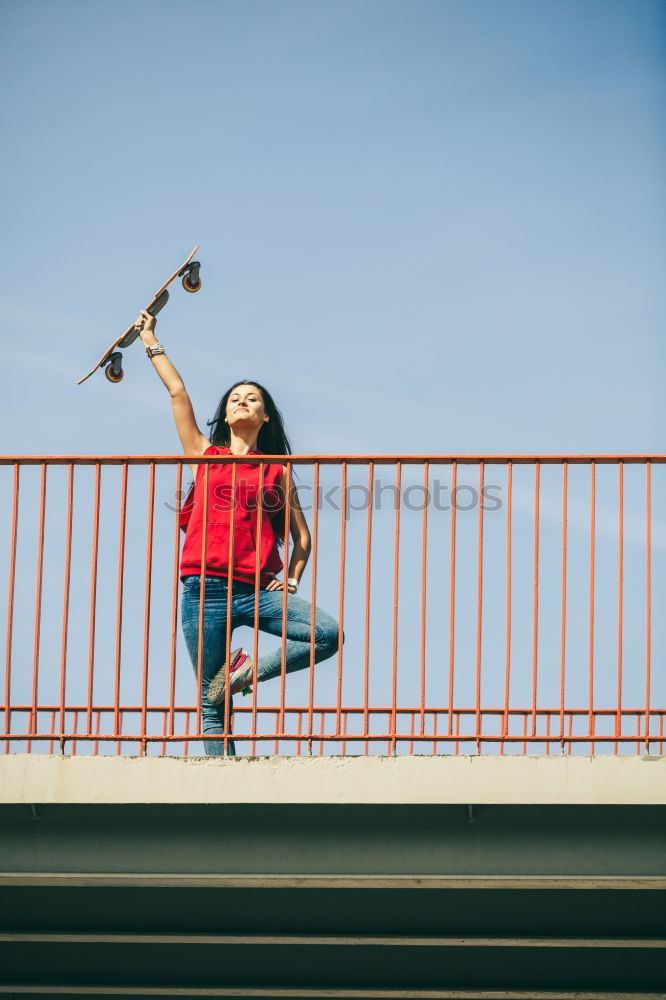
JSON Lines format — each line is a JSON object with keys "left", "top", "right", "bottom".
{"left": 146, "top": 342, "right": 165, "bottom": 358}
{"left": 287, "top": 577, "right": 299, "bottom": 591}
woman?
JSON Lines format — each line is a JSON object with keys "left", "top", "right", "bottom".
{"left": 137, "top": 310, "right": 340, "bottom": 755}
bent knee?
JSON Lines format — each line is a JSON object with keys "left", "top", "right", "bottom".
{"left": 315, "top": 620, "right": 343, "bottom": 654}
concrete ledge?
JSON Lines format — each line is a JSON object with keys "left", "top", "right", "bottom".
{"left": 1, "top": 754, "right": 664, "bottom": 805}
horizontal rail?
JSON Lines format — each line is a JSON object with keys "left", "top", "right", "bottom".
{"left": 0, "top": 454, "right": 664, "bottom": 465}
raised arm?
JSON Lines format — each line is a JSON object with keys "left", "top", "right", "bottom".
{"left": 136, "top": 310, "right": 209, "bottom": 476}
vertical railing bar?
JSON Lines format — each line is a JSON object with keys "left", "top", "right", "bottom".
{"left": 279, "top": 461, "right": 292, "bottom": 740}
{"left": 644, "top": 462, "right": 652, "bottom": 753}
{"left": 93, "top": 710, "right": 101, "bottom": 757}
{"left": 86, "top": 463, "right": 101, "bottom": 737}
{"left": 419, "top": 462, "right": 429, "bottom": 737}
{"left": 59, "top": 463, "right": 74, "bottom": 751}
{"left": 196, "top": 464, "right": 210, "bottom": 746}
{"left": 296, "top": 710, "right": 303, "bottom": 757}
{"left": 29, "top": 463, "right": 48, "bottom": 751}
{"left": 223, "top": 462, "right": 238, "bottom": 754}
{"left": 251, "top": 710, "right": 257, "bottom": 757}
{"left": 531, "top": 462, "right": 540, "bottom": 739}
{"left": 447, "top": 463, "right": 457, "bottom": 735}
{"left": 588, "top": 461, "right": 596, "bottom": 754}
{"left": 522, "top": 712, "right": 527, "bottom": 756}
{"left": 391, "top": 462, "right": 401, "bottom": 753}
{"left": 615, "top": 462, "right": 624, "bottom": 747}
{"left": 168, "top": 463, "right": 183, "bottom": 741}
{"left": 161, "top": 709, "right": 168, "bottom": 757}
{"left": 559, "top": 463, "right": 568, "bottom": 747}
{"left": 252, "top": 462, "right": 265, "bottom": 747}
{"left": 567, "top": 710, "right": 573, "bottom": 757}
{"left": 335, "top": 462, "right": 347, "bottom": 738}
{"left": 475, "top": 462, "right": 485, "bottom": 752}
{"left": 501, "top": 462, "right": 513, "bottom": 749}
{"left": 141, "top": 462, "right": 156, "bottom": 756}
{"left": 4, "top": 464, "right": 19, "bottom": 753}
{"left": 308, "top": 462, "right": 320, "bottom": 752}
{"left": 114, "top": 463, "right": 128, "bottom": 754}
{"left": 362, "top": 462, "right": 373, "bottom": 753}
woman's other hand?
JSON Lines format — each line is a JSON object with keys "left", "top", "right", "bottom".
{"left": 136, "top": 310, "right": 157, "bottom": 347}
{"left": 265, "top": 577, "right": 298, "bottom": 594}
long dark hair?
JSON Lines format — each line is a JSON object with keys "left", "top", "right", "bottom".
{"left": 208, "top": 381, "right": 292, "bottom": 455}
{"left": 207, "top": 381, "right": 292, "bottom": 542}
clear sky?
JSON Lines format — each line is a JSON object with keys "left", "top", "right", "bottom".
{"left": 1, "top": 0, "right": 663, "bottom": 456}
{"left": 0, "top": 1, "right": 663, "bottom": 753}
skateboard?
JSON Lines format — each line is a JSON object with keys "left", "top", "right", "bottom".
{"left": 78, "top": 246, "right": 202, "bottom": 385}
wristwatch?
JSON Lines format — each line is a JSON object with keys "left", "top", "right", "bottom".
{"left": 146, "top": 342, "right": 166, "bottom": 358}
{"left": 287, "top": 577, "right": 299, "bottom": 591}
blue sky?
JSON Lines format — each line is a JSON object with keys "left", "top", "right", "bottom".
{"left": 0, "top": 1, "right": 663, "bottom": 753}
{"left": 1, "top": 0, "right": 663, "bottom": 455}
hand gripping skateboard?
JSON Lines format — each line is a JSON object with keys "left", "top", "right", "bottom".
{"left": 78, "top": 246, "right": 201, "bottom": 385}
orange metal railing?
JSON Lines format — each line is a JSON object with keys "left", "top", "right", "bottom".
{"left": 1, "top": 455, "right": 664, "bottom": 756}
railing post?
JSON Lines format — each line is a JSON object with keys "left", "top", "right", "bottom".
{"left": 28, "top": 463, "right": 47, "bottom": 753}
{"left": 58, "top": 463, "right": 74, "bottom": 755}
{"left": 308, "top": 461, "right": 320, "bottom": 756}
{"left": 4, "top": 463, "right": 19, "bottom": 754}
{"left": 644, "top": 461, "right": 652, "bottom": 754}
{"left": 391, "top": 461, "right": 401, "bottom": 755}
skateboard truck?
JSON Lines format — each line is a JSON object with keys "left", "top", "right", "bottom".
{"left": 103, "top": 287, "right": 177, "bottom": 382}
{"left": 148, "top": 288, "right": 170, "bottom": 318}
{"left": 116, "top": 289, "right": 172, "bottom": 351}
{"left": 180, "top": 260, "right": 201, "bottom": 293}
{"left": 104, "top": 351, "right": 124, "bottom": 384}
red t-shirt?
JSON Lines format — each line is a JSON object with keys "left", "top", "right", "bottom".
{"left": 179, "top": 445, "right": 285, "bottom": 587}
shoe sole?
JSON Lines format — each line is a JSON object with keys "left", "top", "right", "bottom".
{"left": 207, "top": 648, "right": 246, "bottom": 706}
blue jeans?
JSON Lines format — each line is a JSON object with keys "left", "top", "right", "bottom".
{"left": 181, "top": 575, "right": 341, "bottom": 756}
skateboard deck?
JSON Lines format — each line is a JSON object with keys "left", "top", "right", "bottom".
{"left": 78, "top": 246, "right": 201, "bottom": 385}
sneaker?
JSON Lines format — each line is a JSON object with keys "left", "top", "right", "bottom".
{"left": 207, "top": 648, "right": 254, "bottom": 705}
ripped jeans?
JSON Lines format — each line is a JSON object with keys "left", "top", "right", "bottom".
{"left": 180, "top": 575, "right": 340, "bottom": 756}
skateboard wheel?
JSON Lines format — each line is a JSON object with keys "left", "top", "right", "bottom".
{"left": 182, "top": 274, "right": 201, "bottom": 293}
{"left": 105, "top": 364, "right": 124, "bottom": 383}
